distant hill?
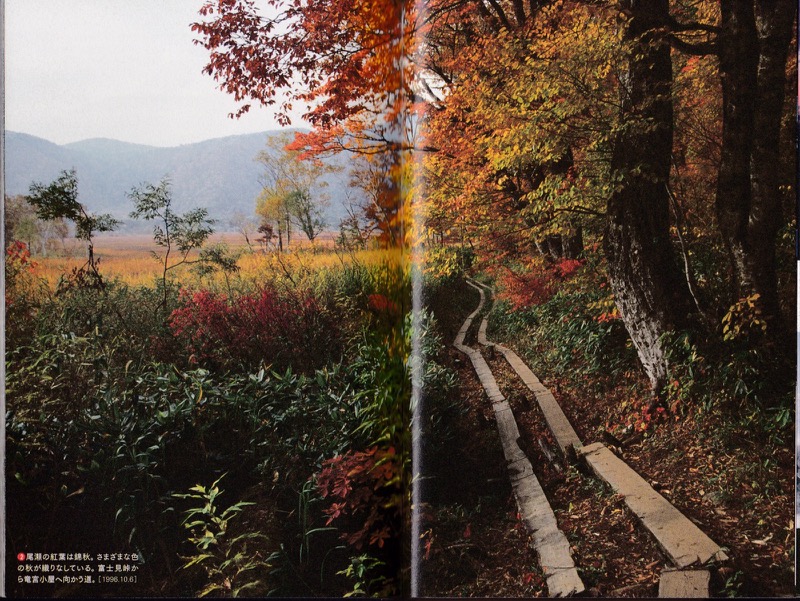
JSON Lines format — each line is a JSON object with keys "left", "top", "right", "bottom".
{"left": 4, "top": 130, "right": 354, "bottom": 232}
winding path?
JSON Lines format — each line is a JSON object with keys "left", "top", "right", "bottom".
{"left": 453, "top": 277, "right": 729, "bottom": 597}
{"left": 454, "top": 280, "right": 585, "bottom": 597}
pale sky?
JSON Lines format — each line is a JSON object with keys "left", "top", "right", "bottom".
{"left": 4, "top": 0, "right": 307, "bottom": 147}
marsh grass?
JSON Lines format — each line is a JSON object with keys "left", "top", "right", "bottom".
{"left": 31, "top": 233, "right": 397, "bottom": 290}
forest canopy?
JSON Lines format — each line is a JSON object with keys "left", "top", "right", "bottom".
{"left": 193, "top": 0, "right": 796, "bottom": 399}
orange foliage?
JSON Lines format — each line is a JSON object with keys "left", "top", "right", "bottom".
{"left": 193, "top": 0, "right": 419, "bottom": 248}
{"left": 421, "top": 2, "right": 618, "bottom": 266}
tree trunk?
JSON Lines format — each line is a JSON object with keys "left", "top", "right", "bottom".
{"left": 716, "top": 0, "right": 794, "bottom": 330}
{"left": 535, "top": 228, "right": 583, "bottom": 261}
{"left": 562, "top": 226, "right": 583, "bottom": 260}
{"left": 544, "top": 235, "right": 563, "bottom": 260}
{"left": 604, "top": 0, "right": 693, "bottom": 397}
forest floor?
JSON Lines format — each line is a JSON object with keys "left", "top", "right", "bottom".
{"left": 420, "top": 278, "right": 794, "bottom": 597}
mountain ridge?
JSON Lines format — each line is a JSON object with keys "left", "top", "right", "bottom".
{"left": 5, "top": 130, "right": 351, "bottom": 232}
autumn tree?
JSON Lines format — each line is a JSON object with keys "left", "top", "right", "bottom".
{"left": 421, "top": 2, "right": 706, "bottom": 397}
{"left": 349, "top": 153, "right": 404, "bottom": 246}
{"left": 422, "top": 3, "right": 616, "bottom": 266}
{"left": 713, "top": 0, "right": 795, "bottom": 336}
{"left": 5, "top": 194, "right": 68, "bottom": 257}
{"left": 193, "top": 0, "right": 418, "bottom": 249}
{"left": 255, "top": 132, "right": 331, "bottom": 246}
{"left": 603, "top": 0, "right": 695, "bottom": 397}
{"left": 256, "top": 187, "right": 291, "bottom": 252}
{"left": 423, "top": 0, "right": 795, "bottom": 386}
{"left": 27, "top": 169, "right": 119, "bottom": 284}
{"left": 192, "top": 0, "right": 415, "bottom": 148}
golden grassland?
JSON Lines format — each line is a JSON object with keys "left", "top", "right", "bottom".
{"left": 30, "top": 232, "right": 403, "bottom": 290}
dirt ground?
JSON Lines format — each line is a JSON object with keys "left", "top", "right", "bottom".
{"left": 419, "top": 279, "right": 794, "bottom": 597}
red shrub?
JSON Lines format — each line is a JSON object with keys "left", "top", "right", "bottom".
{"left": 6, "top": 241, "right": 37, "bottom": 271}
{"left": 553, "top": 258, "right": 582, "bottom": 279}
{"left": 5, "top": 241, "right": 38, "bottom": 310}
{"left": 316, "top": 446, "right": 401, "bottom": 550}
{"left": 497, "top": 258, "right": 584, "bottom": 310}
{"left": 368, "top": 293, "right": 399, "bottom": 317}
{"left": 169, "top": 286, "right": 340, "bottom": 372}
{"left": 498, "top": 271, "right": 554, "bottom": 309}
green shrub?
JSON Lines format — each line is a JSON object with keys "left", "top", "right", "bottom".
{"left": 174, "top": 475, "right": 272, "bottom": 597}
{"left": 663, "top": 331, "right": 794, "bottom": 444}
{"left": 30, "top": 279, "right": 181, "bottom": 367}
{"left": 314, "top": 262, "right": 377, "bottom": 313}
{"left": 422, "top": 245, "right": 475, "bottom": 293}
{"left": 337, "top": 554, "right": 392, "bottom": 597}
{"left": 8, "top": 358, "right": 373, "bottom": 572}
{"left": 491, "top": 289, "right": 636, "bottom": 387}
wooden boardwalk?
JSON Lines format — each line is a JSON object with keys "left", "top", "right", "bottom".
{"left": 454, "top": 278, "right": 728, "bottom": 597}
{"left": 468, "top": 280, "right": 583, "bottom": 457}
{"left": 454, "top": 282, "right": 585, "bottom": 597}
{"left": 579, "top": 442, "right": 728, "bottom": 568}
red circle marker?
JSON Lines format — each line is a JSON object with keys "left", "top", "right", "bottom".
{"left": 17, "top": 552, "right": 26, "bottom": 561}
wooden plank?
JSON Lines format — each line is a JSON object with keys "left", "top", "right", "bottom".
{"left": 513, "top": 465, "right": 586, "bottom": 596}
{"left": 488, "top": 339, "right": 583, "bottom": 456}
{"left": 466, "top": 278, "right": 584, "bottom": 457}
{"left": 658, "top": 569, "right": 711, "bottom": 598}
{"left": 454, "top": 281, "right": 485, "bottom": 348}
{"left": 455, "top": 344, "right": 505, "bottom": 403}
{"left": 494, "top": 406, "right": 523, "bottom": 454}
{"left": 579, "top": 443, "right": 728, "bottom": 568}
{"left": 478, "top": 309, "right": 490, "bottom": 344}
{"left": 456, "top": 281, "right": 584, "bottom": 597}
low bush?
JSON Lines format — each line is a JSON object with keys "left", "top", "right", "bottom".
{"left": 174, "top": 475, "right": 272, "bottom": 597}
{"left": 491, "top": 288, "right": 636, "bottom": 388}
{"left": 25, "top": 279, "right": 181, "bottom": 367}
{"left": 317, "top": 446, "right": 401, "bottom": 551}
{"left": 169, "top": 286, "right": 343, "bottom": 373}
{"left": 422, "top": 245, "right": 475, "bottom": 294}
{"left": 7, "top": 358, "right": 371, "bottom": 581}
{"left": 663, "top": 330, "right": 794, "bottom": 444}
{"left": 316, "top": 447, "right": 401, "bottom": 597}
{"left": 314, "top": 262, "right": 377, "bottom": 313}
{"left": 5, "top": 241, "right": 49, "bottom": 346}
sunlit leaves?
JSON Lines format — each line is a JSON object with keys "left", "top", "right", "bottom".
{"left": 423, "top": 3, "right": 621, "bottom": 257}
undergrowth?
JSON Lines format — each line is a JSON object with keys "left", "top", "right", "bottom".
{"left": 6, "top": 249, "right": 434, "bottom": 597}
